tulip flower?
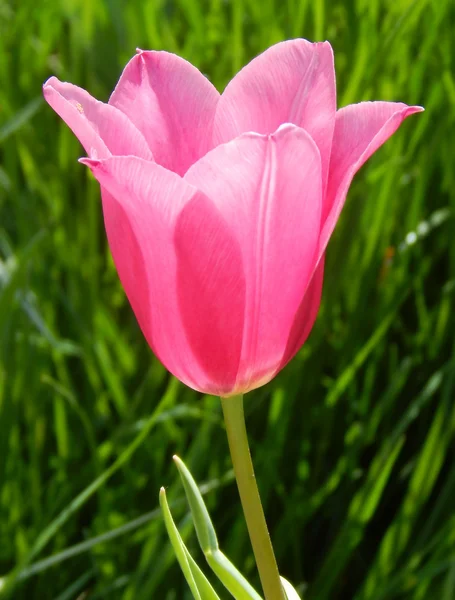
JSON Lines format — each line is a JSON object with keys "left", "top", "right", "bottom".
{"left": 43, "top": 40, "right": 422, "bottom": 398}
{"left": 44, "top": 39, "right": 423, "bottom": 600}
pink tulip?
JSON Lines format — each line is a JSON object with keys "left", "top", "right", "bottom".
{"left": 43, "top": 40, "right": 422, "bottom": 397}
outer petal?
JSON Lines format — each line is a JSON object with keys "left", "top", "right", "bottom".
{"left": 320, "top": 101, "right": 424, "bottom": 256}
{"left": 214, "top": 39, "right": 336, "bottom": 192}
{"left": 280, "top": 258, "right": 325, "bottom": 369}
{"left": 43, "top": 77, "right": 153, "bottom": 160}
{"left": 108, "top": 51, "right": 220, "bottom": 175}
{"left": 80, "top": 156, "right": 246, "bottom": 396}
{"left": 185, "top": 124, "right": 322, "bottom": 394}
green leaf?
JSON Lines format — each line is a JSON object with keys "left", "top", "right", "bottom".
{"left": 184, "top": 549, "right": 222, "bottom": 600}
{"left": 173, "top": 455, "right": 262, "bottom": 600}
{"left": 173, "top": 455, "right": 218, "bottom": 553}
{"left": 160, "top": 487, "right": 204, "bottom": 600}
{"left": 205, "top": 549, "right": 262, "bottom": 600}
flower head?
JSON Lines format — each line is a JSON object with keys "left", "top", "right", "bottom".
{"left": 43, "top": 40, "right": 422, "bottom": 396}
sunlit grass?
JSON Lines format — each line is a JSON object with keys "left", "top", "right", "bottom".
{"left": 0, "top": 0, "right": 454, "bottom": 598}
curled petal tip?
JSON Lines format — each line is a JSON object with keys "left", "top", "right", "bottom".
{"left": 399, "top": 105, "right": 425, "bottom": 119}
{"left": 319, "top": 39, "right": 333, "bottom": 49}
{"left": 79, "top": 157, "right": 101, "bottom": 169}
{"left": 42, "top": 76, "right": 61, "bottom": 96}
{"left": 42, "top": 76, "right": 56, "bottom": 90}
{"left": 135, "top": 47, "right": 144, "bottom": 54}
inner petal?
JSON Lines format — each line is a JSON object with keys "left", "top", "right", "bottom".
{"left": 109, "top": 50, "right": 220, "bottom": 175}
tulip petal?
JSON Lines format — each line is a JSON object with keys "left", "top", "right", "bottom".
{"left": 43, "top": 77, "right": 153, "bottom": 160}
{"left": 214, "top": 39, "right": 336, "bottom": 192}
{"left": 185, "top": 124, "right": 322, "bottom": 393}
{"left": 321, "top": 101, "right": 424, "bottom": 256}
{"left": 108, "top": 51, "right": 220, "bottom": 176}
{"left": 280, "top": 258, "right": 325, "bottom": 369}
{"left": 80, "top": 156, "right": 245, "bottom": 396}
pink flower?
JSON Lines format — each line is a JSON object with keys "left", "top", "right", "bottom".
{"left": 43, "top": 40, "right": 422, "bottom": 397}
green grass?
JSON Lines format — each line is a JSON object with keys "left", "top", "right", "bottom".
{"left": 0, "top": 0, "right": 454, "bottom": 598}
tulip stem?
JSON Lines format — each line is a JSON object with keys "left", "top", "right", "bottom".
{"left": 221, "top": 394, "right": 285, "bottom": 600}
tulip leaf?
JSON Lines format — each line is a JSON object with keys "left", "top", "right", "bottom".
{"left": 160, "top": 487, "right": 212, "bottom": 600}
{"left": 205, "top": 549, "right": 263, "bottom": 600}
{"left": 173, "top": 455, "right": 263, "bottom": 600}
{"left": 280, "top": 576, "right": 303, "bottom": 600}
{"left": 173, "top": 455, "right": 218, "bottom": 553}
{"left": 184, "top": 549, "right": 222, "bottom": 600}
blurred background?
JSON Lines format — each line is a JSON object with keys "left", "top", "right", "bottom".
{"left": 1, "top": 0, "right": 454, "bottom": 598}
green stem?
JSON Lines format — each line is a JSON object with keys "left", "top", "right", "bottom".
{"left": 221, "top": 394, "right": 285, "bottom": 600}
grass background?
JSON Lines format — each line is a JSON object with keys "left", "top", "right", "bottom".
{"left": 1, "top": 0, "right": 454, "bottom": 598}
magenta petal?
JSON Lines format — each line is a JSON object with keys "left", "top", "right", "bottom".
{"left": 80, "top": 156, "right": 245, "bottom": 396}
{"left": 321, "top": 101, "right": 424, "bottom": 256}
{"left": 43, "top": 77, "right": 153, "bottom": 160}
{"left": 214, "top": 39, "right": 336, "bottom": 191}
{"left": 185, "top": 124, "right": 322, "bottom": 393}
{"left": 108, "top": 51, "right": 220, "bottom": 175}
{"left": 280, "top": 258, "right": 325, "bottom": 369}
{"left": 174, "top": 197, "right": 246, "bottom": 394}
